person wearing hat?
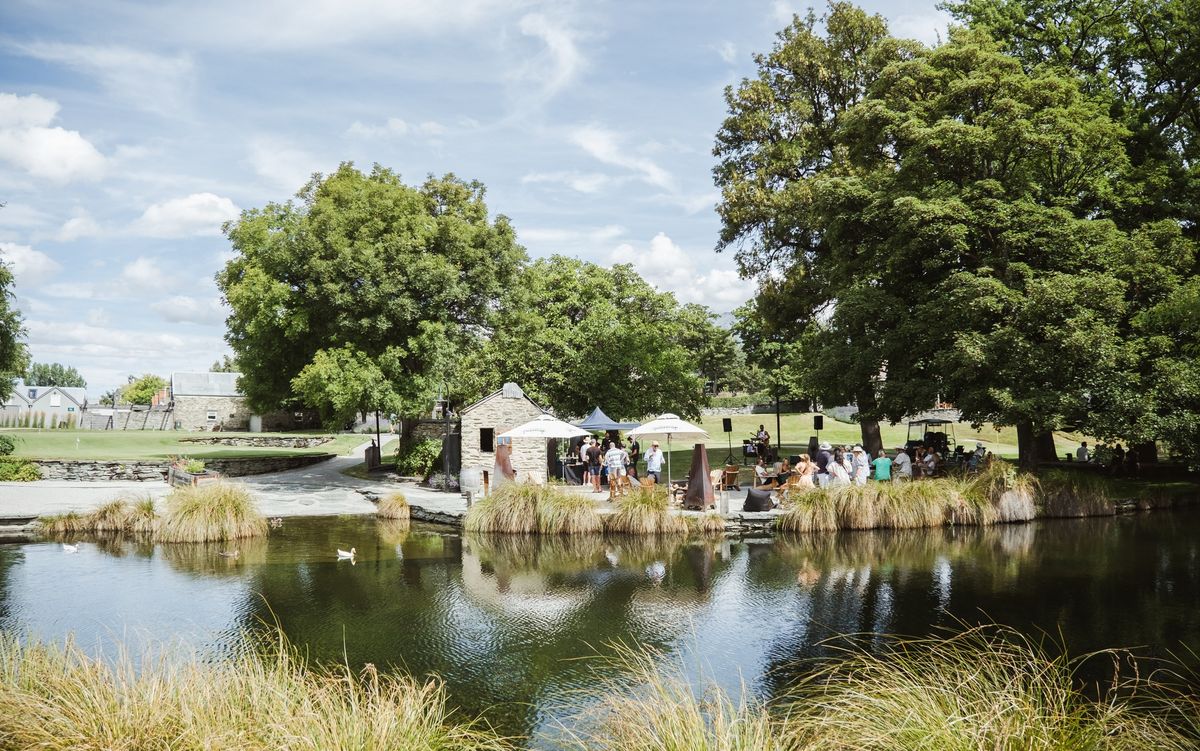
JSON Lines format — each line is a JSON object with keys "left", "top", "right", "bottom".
{"left": 851, "top": 445, "right": 870, "bottom": 485}
{"left": 815, "top": 442, "right": 834, "bottom": 487}
{"left": 645, "top": 440, "right": 664, "bottom": 484}
{"left": 893, "top": 445, "right": 913, "bottom": 480}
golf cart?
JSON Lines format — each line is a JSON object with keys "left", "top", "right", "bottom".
{"left": 906, "top": 418, "right": 956, "bottom": 455}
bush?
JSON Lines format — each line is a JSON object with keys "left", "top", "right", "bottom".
{"left": 183, "top": 459, "right": 206, "bottom": 474}
{"left": 708, "top": 393, "right": 769, "bottom": 409}
{"left": 395, "top": 438, "right": 442, "bottom": 477}
{"left": 0, "top": 459, "right": 40, "bottom": 481}
{"left": 154, "top": 483, "right": 267, "bottom": 543}
{"left": 0, "top": 434, "right": 14, "bottom": 456}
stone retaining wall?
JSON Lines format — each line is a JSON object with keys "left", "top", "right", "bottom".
{"left": 178, "top": 436, "right": 333, "bottom": 448}
{"left": 33, "top": 453, "right": 335, "bottom": 481}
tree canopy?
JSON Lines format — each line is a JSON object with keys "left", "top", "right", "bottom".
{"left": 291, "top": 345, "right": 401, "bottom": 429}
{"left": 0, "top": 261, "right": 27, "bottom": 403}
{"left": 217, "top": 163, "right": 526, "bottom": 416}
{"left": 25, "top": 362, "right": 86, "bottom": 389}
{"left": 120, "top": 374, "right": 167, "bottom": 406}
{"left": 456, "top": 256, "right": 708, "bottom": 419}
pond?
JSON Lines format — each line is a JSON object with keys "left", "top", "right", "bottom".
{"left": 3, "top": 510, "right": 1200, "bottom": 746}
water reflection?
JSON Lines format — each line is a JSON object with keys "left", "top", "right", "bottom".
{"left": 1, "top": 510, "right": 1199, "bottom": 745}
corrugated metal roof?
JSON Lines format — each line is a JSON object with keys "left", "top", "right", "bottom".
{"left": 171, "top": 372, "right": 244, "bottom": 397}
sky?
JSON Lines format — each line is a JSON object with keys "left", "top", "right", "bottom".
{"left": 0, "top": 0, "right": 949, "bottom": 397}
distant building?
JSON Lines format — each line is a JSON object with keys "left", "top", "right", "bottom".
{"left": 459, "top": 382, "right": 549, "bottom": 484}
{"left": 171, "top": 372, "right": 252, "bottom": 431}
{"left": 2, "top": 381, "right": 88, "bottom": 427}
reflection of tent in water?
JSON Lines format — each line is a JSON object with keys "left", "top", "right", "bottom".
{"left": 575, "top": 407, "right": 640, "bottom": 431}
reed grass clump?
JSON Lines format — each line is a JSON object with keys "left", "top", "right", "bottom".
{"left": 36, "top": 511, "right": 84, "bottom": 536}
{"left": 781, "top": 626, "right": 1192, "bottom": 750}
{"left": 1038, "top": 470, "right": 1115, "bottom": 517}
{"left": 87, "top": 499, "right": 133, "bottom": 532}
{"left": 536, "top": 486, "right": 603, "bottom": 535}
{"left": 0, "top": 631, "right": 511, "bottom": 751}
{"left": 690, "top": 511, "right": 727, "bottom": 536}
{"left": 606, "top": 486, "right": 687, "bottom": 535}
{"left": 376, "top": 491, "right": 411, "bottom": 520}
{"left": 129, "top": 496, "right": 158, "bottom": 534}
{"left": 154, "top": 483, "right": 267, "bottom": 543}
{"left": 776, "top": 491, "right": 838, "bottom": 534}
{"left": 465, "top": 483, "right": 602, "bottom": 535}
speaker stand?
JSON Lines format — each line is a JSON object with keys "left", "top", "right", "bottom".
{"left": 724, "top": 433, "right": 735, "bottom": 466}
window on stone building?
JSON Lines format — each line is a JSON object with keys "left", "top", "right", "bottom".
{"left": 207, "top": 410, "right": 218, "bottom": 422}
{"left": 480, "top": 427, "right": 494, "bottom": 453}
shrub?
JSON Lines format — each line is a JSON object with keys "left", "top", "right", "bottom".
{"left": 395, "top": 438, "right": 442, "bottom": 477}
{"left": 183, "top": 459, "right": 206, "bottom": 474}
{"left": 0, "top": 630, "right": 511, "bottom": 751}
{"left": 0, "top": 459, "right": 40, "bottom": 481}
{"left": 0, "top": 434, "right": 14, "bottom": 456}
{"left": 376, "top": 492, "right": 411, "bottom": 520}
{"left": 606, "top": 486, "right": 688, "bottom": 535}
{"left": 154, "top": 483, "right": 267, "bottom": 543}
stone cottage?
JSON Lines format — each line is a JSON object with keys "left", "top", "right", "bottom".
{"left": 171, "top": 372, "right": 253, "bottom": 431}
{"left": 2, "top": 381, "right": 88, "bottom": 427}
{"left": 459, "top": 382, "right": 550, "bottom": 484}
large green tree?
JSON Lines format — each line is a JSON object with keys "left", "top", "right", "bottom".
{"left": 291, "top": 345, "right": 401, "bottom": 429}
{"left": 120, "top": 374, "right": 167, "bottom": 405}
{"left": 25, "top": 362, "right": 86, "bottom": 388}
{"left": 217, "top": 164, "right": 526, "bottom": 417}
{"left": 0, "top": 262, "right": 26, "bottom": 403}
{"left": 457, "top": 256, "right": 706, "bottom": 419}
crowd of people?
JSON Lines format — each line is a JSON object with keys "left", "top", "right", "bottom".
{"left": 753, "top": 440, "right": 999, "bottom": 489}
{"left": 575, "top": 435, "right": 665, "bottom": 496}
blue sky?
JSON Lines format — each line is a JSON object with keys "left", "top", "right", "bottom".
{"left": 0, "top": 0, "right": 948, "bottom": 397}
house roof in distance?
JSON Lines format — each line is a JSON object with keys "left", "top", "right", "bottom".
{"left": 171, "top": 372, "right": 244, "bottom": 397}
{"left": 9, "top": 380, "right": 88, "bottom": 407}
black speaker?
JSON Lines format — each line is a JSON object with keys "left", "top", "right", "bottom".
{"left": 722, "top": 417, "right": 733, "bottom": 433}
{"left": 813, "top": 415, "right": 824, "bottom": 430}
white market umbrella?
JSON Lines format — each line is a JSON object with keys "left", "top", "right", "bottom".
{"left": 499, "top": 414, "right": 590, "bottom": 482}
{"left": 628, "top": 413, "right": 708, "bottom": 485}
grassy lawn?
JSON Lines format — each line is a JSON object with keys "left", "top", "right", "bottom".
{"left": 3, "top": 430, "right": 367, "bottom": 461}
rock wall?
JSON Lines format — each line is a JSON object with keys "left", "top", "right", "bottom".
{"left": 178, "top": 436, "right": 333, "bottom": 448}
{"left": 33, "top": 453, "right": 335, "bottom": 481}
{"left": 460, "top": 389, "right": 547, "bottom": 484}
{"left": 174, "top": 395, "right": 253, "bottom": 431}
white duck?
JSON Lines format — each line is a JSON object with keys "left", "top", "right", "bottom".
{"left": 337, "top": 547, "right": 356, "bottom": 560}
{"left": 62, "top": 543, "right": 79, "bottom": 554}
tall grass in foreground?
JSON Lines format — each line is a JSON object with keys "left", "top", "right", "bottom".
{"left": 575, "top": 627, "right": 1197, "bottom": 751}
{"left": 1038, "top": 470, "right": 1116, "bottom": 517}
{"left": 605, "top": 486, "right": 687, "bottom": 535}
{"left": 39, "top": 494, "right": 159, "bottom": 537}
{"left": 0, "top": 631, "right": 510, "bottom": 751}
{"left": 154, "top": 482, "right": 267, "bottom": 543}
{"left": 464, "top": 484, "right": 602, "bottom": 535}
{"left": 376, "top": 491, "right": 411, "bottom": 520}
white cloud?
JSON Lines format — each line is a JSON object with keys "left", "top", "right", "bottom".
{"left": 521, "top": 224, "right": 624, "bottom": 249}
{"left": 151, "top": 295, "right": 226, "bottom": 325}
{"left": 246, "top": 138, "right": 326, "bottom": 193}
{"left": 121, "top": 256, "right": 166, "bottom": 288}
{"left": 514, "top": 12, "right": 583, "bottom": 103}
{"left": 772, "top": 1, "right": 800, "bottom": 24}
{"left": 10, "top": 42, "right": 194, "bottom": 117}
{"left": 0, "top": 242, "right": 62, "bottom": 286}
{"left": 653, "top": 190, "right": 720, "bottom": 215}
{"left": 608, "top": 232, "right": 754, "bottom": 312}
{"left": 54, "top": 209, "right": 102, "bottom": 242}
{"left": 86, "top": 308, "right": 110, "bottom": 327}
{"left": 570, "top": 126, "right": 674, "bottom": 190}
{"left": 890, "top": 10, "right": 951, "bottom": 45}
{"left": 0, "top": 202, "right": 52, "bottom": 229}
{"left": 0, "top": 92, "right": 106, "bottom": 183}
{"left": 346, "top": 117, "right": 445, "bottom": 139}
{"left": 132, "top": 193, "right": 240, "bottom": 238}
{"left": 717, "top": 41, "right": 737, "bottom": 64}
{"left": 521, "top": 171, "right": 617, "bottom": 194}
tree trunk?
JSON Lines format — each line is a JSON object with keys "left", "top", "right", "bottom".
{"left": 1016, "top": 421, "right": 1039, "bottom": 471}
{"left": 1036, "top": 431, "right": 1059, "bottom": 463}
{"left": 1134, "top": 441, "right": 1158, "bottom": 464}
{"left": 856, "top": 388, "right": 884, "bottom": 457}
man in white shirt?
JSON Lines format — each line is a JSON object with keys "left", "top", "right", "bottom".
{"left": 645, "top": 441, "right": 664, "bottom": 483}
{"left": 893, "top": 446, "right": 913, "bottom": 480}
{"left": 605, "top": 442, "right": 627, "bottom": 498}
{"left": 1076, "top": 441, "right": 1090, "bottom": 462}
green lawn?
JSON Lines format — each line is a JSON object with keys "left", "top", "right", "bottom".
{"left": 3, "top": 430, "right": 366, "bottom": 461}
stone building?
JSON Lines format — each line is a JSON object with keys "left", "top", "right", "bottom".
{"left": 459, "top": 382, "right": 550, "bottom": 484}
{"left": 2, "top": 381, "right": 88, "bottom": 427}
{"left": 171, "top": 372, "right": 253, "bottom": 431}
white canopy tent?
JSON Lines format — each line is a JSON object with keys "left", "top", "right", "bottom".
{"left": 627, "top": 413, "right": 708, "bottom": 484}
{"left": 499, "top": 414, "right": 591, "bottom": 483}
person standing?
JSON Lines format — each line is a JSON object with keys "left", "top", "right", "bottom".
{"left": 579, "top": 438, "right": 591, "bottom": 486}
{"left": 1076, "top": 441, "right": 1090, "bottom": 462}
{"left": 645, "top": 441, "right": 664, "bottom": 484}
{"left": 586, "top": 438, "right": 604, "bottom": 493}
{"left": 815, "top": 442, "right": 834, "bottom": 487}
{"left": 893, "top": 446, "right": 913, "bottom": 481}
{"left": 851, "top": 445, "right": 870, "bottom": 486}
{"left": 627, "top": 436, "right": 641, "bottom": 477}
{"left": 828, "top": 457, "right": 850, "bottom": 485}
{"left": 872, "top": 449, "right": 892, "bottom": 481}
{"left": 605, "top": 441, "right": 627, "bottom": 498}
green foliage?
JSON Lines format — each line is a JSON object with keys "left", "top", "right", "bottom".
{"left": 709, "top": 393, "right": 770, "bottom": 409}
{"left": 291, "top": 345, "right": 401, "bottom": 429}
{"left": 0, "top": 434, "right": 13, "bottom": 456}
{"left": 0, "top": 459, "right": 40, "bottom": 481}
{"left": 183, "top": 459, "right": 206, "bottom": 474}
{"left": 0, "top": 259, "right": 28, "bottom": 405}
{"left": 24, "top": 363, "right": 86, "bottom": 388}
{"left": 120, "top": 374, "right": 167, "bottom": 406}
{"left": 218, "top": 163, "right": 526, "bottom": 416}
{"left": 210, "top": 355, "right": 239, "bottom": 372}
{"left": 394, "top": 438, "right": 442, "bottom": 477}
{"left": 457, "top": 255, "right": 707, "bottom": 419}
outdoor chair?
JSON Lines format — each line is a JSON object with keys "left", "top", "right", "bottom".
{"left": 721, "top": 466, "right": 741, "bottom": 491}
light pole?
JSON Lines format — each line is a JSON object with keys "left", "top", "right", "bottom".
{"left": 438, "top": 392, "right": 452, "bottom": 493}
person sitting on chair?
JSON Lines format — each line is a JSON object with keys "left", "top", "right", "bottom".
{"left": 754, "top": 457, "right": 776, "bottom": 488}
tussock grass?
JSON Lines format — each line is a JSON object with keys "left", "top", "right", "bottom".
{"left": 690, "top": 511, "right": 727, "bottom": 536}
{"left": 0, "top": 630, "right": 511, "bottom": 751}
{"left": 1038, "top": 470, "right": 1116, "bottom": 517}
{"left": 777, "top": 491, "right": 839, "bottom": 534}
{"left": 606, "top": 486, "right": 687, "bottom": 535}
{"left": 37, "top": 511, "right": 84, "bottom": 536}
{"left": 782, "top": 626, "right": 1193, "bottom": 750}
{"left": 154, "top": 483, "right": 267, "bottom": 543}
{"left": 465, "top": 484, "right": 603, "bottom": 535}
{"left": 87, "top": 499, "right": 133, "bottom": 532}
{"left": 39, "top": 495, "right": 161, "bottom": 537}
{"left": 376, "top": 492, "right": 411, "bottom": 520}
{"left": 129, "top": 496, "right": 158, "bottom": 534}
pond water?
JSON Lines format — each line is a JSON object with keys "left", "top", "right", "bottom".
{"left": 3, "top": 510, "right": 1200, "bottom": 746}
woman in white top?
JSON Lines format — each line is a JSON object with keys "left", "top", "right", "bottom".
{"left": 828, "top": 458, "right": 850, "bottom": 485}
